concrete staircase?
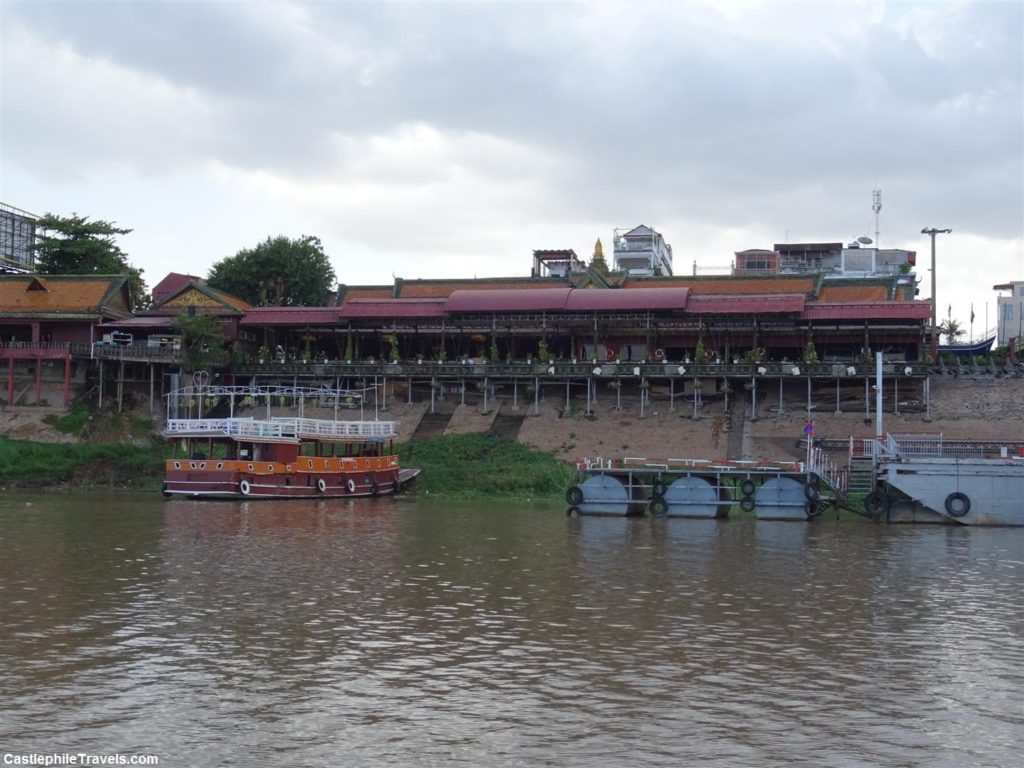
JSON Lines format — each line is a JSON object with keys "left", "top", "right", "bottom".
{"left": 489, "top": 407, "right": 526, "bottom": 440}
{"left": 846, "top": 457, "right": 875, "bottom": 495}
{"left": 410, "top": 410, "right": 454, "bottom": 443}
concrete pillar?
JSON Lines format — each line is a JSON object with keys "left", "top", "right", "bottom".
{"left": 35, "top": 354, "right": 42, "bottom": 404}
{"left": 7, "top": 356, "right": 14, "bottom": 406}
{"left": 64, "top": 356, "right": 72, "bottom": 409}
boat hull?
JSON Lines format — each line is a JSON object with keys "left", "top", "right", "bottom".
{"left": 163, "top": 467, "right": 421, "bottom": 500}
{"left": 879, "top": 458, "right": 1024, "bottom": 526}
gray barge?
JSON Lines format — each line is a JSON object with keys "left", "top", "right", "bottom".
{"left": 858, "top": 435, "right": 1024, "bottom": 526}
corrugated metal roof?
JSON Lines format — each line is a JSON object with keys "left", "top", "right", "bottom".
{"left": 446, "top": 288, "right": 573, "bottom": 312}
{"left": 241, "top": 307, "right": 341, "bottom": 325}
{"left": 338, "top": 299, "right": 446, "bottom": 319}
{"left": 685, "top": 294, "right": 807, "bottom": 314}
{"left": 565, "top": 287, "right": 689, "bottom": 311}
{"left": 101, "top": 316, "right": 176, "bottom": 328}
{"left": 802, "top": 302, "right": 931, "bottom": 321}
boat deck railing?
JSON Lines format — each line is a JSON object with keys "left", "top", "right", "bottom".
{"left": 579, "top": 453, "right": 847, "bottom": 494}
{"left": 165, "top": 417, "right": 397, "bottom": 441}
{"left": 851, "top": 434, "right": 1024, "bottom": 462}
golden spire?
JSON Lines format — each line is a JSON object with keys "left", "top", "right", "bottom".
{"left": 592, "top": 238, "right": 608, "bottom": 273}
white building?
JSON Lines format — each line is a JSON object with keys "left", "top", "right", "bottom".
{"left": 612, "top": 225, "right": 673, "bottom": 276}
{"left": 994, "top": 281, "right": 1024, "bottom": 347}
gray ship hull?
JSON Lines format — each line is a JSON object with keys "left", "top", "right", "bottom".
{"left": 878, "top": 457, "right": 1024, "bottom": 526}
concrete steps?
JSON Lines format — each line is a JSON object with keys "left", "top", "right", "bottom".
{"left": 489, "top": 408, "right": 526, "bottom": 440}
{"left": 410, "top": 410, "right": 454, "bottom": 443}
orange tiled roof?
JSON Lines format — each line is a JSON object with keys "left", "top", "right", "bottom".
{"left": 397, "top": 278, "right": 566, "bottom": 299}
{"left": 0, "top": 275, "right": 130, "bottom": 317}
{"left": 340, "top": 287, "right": 394, "bottom": 303}
{"left": 815, "top": 284, "right": 890, "bottom": 302}
{"left": 623, "top": 276, "right": 817, "bottom": 296}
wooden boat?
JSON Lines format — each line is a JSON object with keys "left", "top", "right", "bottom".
{"left": 162, "top": 383, "right": 419, "bottom": 499}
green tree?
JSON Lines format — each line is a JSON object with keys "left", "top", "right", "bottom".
{"left": 207, "top": 235, "right": 336, "bottom": 307}
{"left": 938, "top": 318, "right": 964, "bottom": 345}
{"left": 31, "top": 213, "right": 148, "bottom": 309}
{"left": 174, "top": 311, "right": 227, "bottom": 373}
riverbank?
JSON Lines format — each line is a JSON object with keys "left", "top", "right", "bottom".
{"left": 1, "top": 377, "right": 1019, "bottom": 497}
{"left": 0, "top": 432, "right": 575, "bottom": 501}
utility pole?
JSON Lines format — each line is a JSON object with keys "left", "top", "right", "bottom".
{"left": 921, "top": 227, "right": 952, "bottom": 359}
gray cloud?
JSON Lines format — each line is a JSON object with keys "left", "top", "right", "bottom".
{"left": 1, "top": 0, "right": 1020, "bottom": 306}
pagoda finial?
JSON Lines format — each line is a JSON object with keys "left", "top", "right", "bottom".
{"left": 592, "top": 238, "right": 608, "bottom": 274}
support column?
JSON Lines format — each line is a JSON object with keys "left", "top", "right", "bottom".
{"left": 149, "top": 364, "right": 155, "bottom": 414}
{"left": 98, "top": 360, "right": 104, "bottom": 407}
{"left": 35, "top": 354, "right": 42, "bottom": 404}
{"left": 8, "top": 356, "right": 14, "bottom": 406}
{"left": 534, "top": 376, "right": 539, "bottom": 415}
{"left": 64, "top": 356, "right": 72, "bottom": 409}
{"left": 117, "top": 360, "right": 125, "bottom": 413}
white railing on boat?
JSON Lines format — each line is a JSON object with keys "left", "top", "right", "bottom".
{"left": 165, "top": 417, "right": 397, "bottom": 440}
{"left": 270, "top": 417, "right": 396, "bottom": 439}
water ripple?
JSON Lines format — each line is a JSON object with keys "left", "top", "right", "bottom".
{"left": 0, "top": 495, "right": 1021, "bottom": 767}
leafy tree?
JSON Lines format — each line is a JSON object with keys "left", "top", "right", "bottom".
{"left": 31, "top": 213, "right": 148, "bottom": 309}
{"left": 174, "top": 311, "right": 227, "bottom": 373}
{"left": 207, "top": 235, "right": 336, "bottom": 307}
{"left": 938, "top": 318, "right": 964, "bottom": 345}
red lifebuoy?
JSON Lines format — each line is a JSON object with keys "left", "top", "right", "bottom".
{"left": 605, "top": 346, "right": 615, "bottom": 362}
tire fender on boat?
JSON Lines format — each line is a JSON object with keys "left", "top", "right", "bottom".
{"left": 649, "top": 497, "right": 668, "bottom": 517}
{"left": 565, "top": 485, "right": 584, "bottom": 507}
{"left": 317, "top": 478, "right": 327, "bottom": 493}
{"left": 239, "top": 480, "right": 251, "bottom": 496}
{"left": 370, "top": 483, "right": 380, "bottom": 496}
{"left": 804, "top": 482, "right": 820, "bottom": 501}
{"left": 346, "top": 479, "right": 357, "bottom": 494}
{"left": 865, "top": 489, "right": 890, "bottom": 519}
{"left": 739, "top": 497, "right": 755, "bottom": 513}
{"left": 945, "top": 491, "right": 971, "bottom": 517}
{"left": 740, "top": 479, "right": 756, "bottom": 497}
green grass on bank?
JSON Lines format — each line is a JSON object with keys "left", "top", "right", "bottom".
{"left": 0, "top": 436, "right": 166, "bottom": 489}
{"left": 397, "top": 433, "right": 575, "bottom": 501}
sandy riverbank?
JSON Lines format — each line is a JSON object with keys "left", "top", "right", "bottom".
{"left": 2, "top": 378, "right": 1021, "bottom": 464}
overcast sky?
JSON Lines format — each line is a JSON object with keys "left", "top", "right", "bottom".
{"left": 2, "top": 1, "right": 1021, "bottom": 333}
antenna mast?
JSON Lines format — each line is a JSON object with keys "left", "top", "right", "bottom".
{"left": 872, "top": 188, "right": 882, "bottom": 248}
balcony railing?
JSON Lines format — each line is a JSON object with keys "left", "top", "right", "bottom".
{"left": 233, "top": 359, "right": 931, "bottom": 379}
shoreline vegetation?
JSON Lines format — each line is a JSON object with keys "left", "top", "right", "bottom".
{"left": 0, "top": 431, "right": 870, "bottom": 520}
{"left": 0, "top": 433, "right": 577, "bottom": 501}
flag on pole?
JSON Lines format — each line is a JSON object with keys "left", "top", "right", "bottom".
{"left": 971, "top": 304, "right": 975, "bottom": 323}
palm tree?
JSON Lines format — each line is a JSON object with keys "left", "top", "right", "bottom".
{"left": 938, "top": 318, "right": 964, "bottom": 346}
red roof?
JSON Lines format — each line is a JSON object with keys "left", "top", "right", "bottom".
{"left": 241, "top": 307, "right": 341, "bottom": 325}
{"left": 338, "top": 299, "right": 446, "bottom": 319}
{"left": 565, "top": 287, "right": 689, "bottom": 311}
{"left": 685, "top": 294, "right": 807, "bottom": 314}
{"left": 446, "top": 288, "right": 573, "bottom": 313}
{"left": 802, "top": 302, "right": 932, "bottom": 321}
{"left": 101, "top": 316, "right": 177, "bottom": 329}
{"left": 152, "top": 273, "right": 204, "bottom": 303}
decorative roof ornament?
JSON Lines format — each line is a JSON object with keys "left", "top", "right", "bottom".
{"left": 592, "top": 238, "right": 608, "bottom": 275}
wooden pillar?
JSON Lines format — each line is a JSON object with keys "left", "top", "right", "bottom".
{"left": 150, "top": 363, "right": 155, "bottom": 414}
{"left": 117, "top": 360, "right": 125, "bottom": 413}
{"left": 98, "top": 360, "right": 104, "bottom": 407}
{"left": 7, "top": 356, "right": 14, "bottom": 406}
{"left": 35, "top": 354, "right": 42, "bottom": 404}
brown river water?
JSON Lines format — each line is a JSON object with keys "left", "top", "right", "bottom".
{"left": 0, "top": 492, "right": 1021, "bottom": 767}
